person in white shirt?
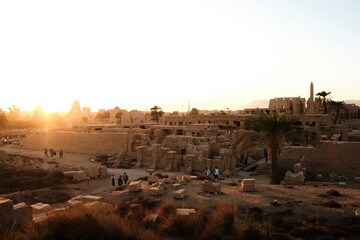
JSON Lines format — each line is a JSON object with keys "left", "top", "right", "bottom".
{"left": 205, "top": 167, "right": 211, "bottom": 176}
{"left": 214, "top": 166, "right": 219, "bottom": 180}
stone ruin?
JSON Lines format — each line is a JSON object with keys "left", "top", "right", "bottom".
{"left": 131, "top": 130, "right": 237, "bottom": 176}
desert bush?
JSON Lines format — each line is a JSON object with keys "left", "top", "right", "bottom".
{"left": 326, "top": 189, "right": 341, "bottom": 196}
{"left": 236, "top": 224, "right": 264, "bottom": 240}
{"left": 156, "top": 200, "right": 176, "bottom": 221}
{"left": 321, "top": 200, "right": 342, "bottom": 208}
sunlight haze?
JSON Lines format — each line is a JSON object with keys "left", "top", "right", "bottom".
{"left": 1, "top": 0, "right": 359, "bottom": 112}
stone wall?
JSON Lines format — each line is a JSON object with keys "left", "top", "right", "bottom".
{"left": 278, "top": 142, "right": 360, "bottom": 177}
{"left": 22, "top": 132, "right": 129, "bottom": 155}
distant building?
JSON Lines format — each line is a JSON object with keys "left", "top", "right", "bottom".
{"left": 269, "top": 97, "right": 305, "bottom": 114}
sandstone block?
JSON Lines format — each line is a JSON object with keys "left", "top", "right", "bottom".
{"left": 31, "top": 202, "right": 52, "bottom": 214}
{"left": 144, "top": 214, "right": 158, "bottom": 222}
{"left": 79, "top": 195, "right": 103, "bottom": 203}
{"left": 190, "top": 176, "right": 197, "bottom": 180}
{"left": 174, "top": 189, "right": 186, "bottom": 199}
{"left": 293, "top": 163, "right": 302, "bottom": 174}
{"left": 73, "top": 170, "right": 88, "bottom": 181}
{"left": 148, "top": 175, "right": 159, "bottom": 184}
{"left": 129, "top": 181, "right": 142, "bottom": 192}
{"left": 85, "top": 166, "right": 99, "bottom": 178}
{"left": 354, "top": 177, "right": 360, "bottom": 183}
{"left": 182, "top": 176, "right": 190, "bottom": 182}
{"left": 12, "top": 202, "right": 32, "bottom": 224}
{"left": 242, "top": 183, "right": 255, "bottom": 192}
{"left": 0, "top": 198, "right": 13, "bottom": 214}
{"left": 148, "top": 187, "right": 164, "bottom": 196}
{"left": 84, "top": 201, "right": 101, "bottom": 208}
{"left": 176, "top": 208, "right": 196, "bottom": 216}
{"left": 98, "top": 166, "right": 108, "bottom": 177}
{"left": 242, "top": 178, "right": 255, "bottom": 184}
{"left": 66, "top": 199, "right": 82, "bottom": 208}
{"left": 63, "top": 171, "right": 77, "bottom": 178}
{"left": 202, "top": 182, "right": 221, "bottom": 193}
{"left": 172, "top": 183, "right": 181, "bottom": 190}
{"left": 163, "top": 178, "right": 175, "bottom": 184}
{"left": 284, "top": 171, "right": 304, "bottom": 185}
{"left": 315, "top": 174, "right": 323, "bottom": 181}
{"left": 169, "top": 174, "right": 177, "bottom": 180}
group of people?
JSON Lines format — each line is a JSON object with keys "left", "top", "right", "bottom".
{"left": 3, "top": 135, "right": 11, "bottom": 144}
{"left": 205, "top": 166, "right": 219, "bottom": 180}
{"left": 44, "top": 148, "right": 64, "bottom": 159}
{"left": 111, "top": 172, "right": 129, "bottom": 187}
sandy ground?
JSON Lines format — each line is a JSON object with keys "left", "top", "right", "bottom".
{"left": 1, "top": 145, "right": 360, "bottom": 221}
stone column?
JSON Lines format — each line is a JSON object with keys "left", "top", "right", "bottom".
{"left": 150, "top": 144, "right": 161, "bottom": 169}
{"left": 220, "top": 148, "right": 234, "bottom": 177}
{"left": 135, "top": 146, "right": 146, "bottom": 168}
{"left": 185, "top": 154, "right": 195, "bottom": 174}
{"left": 165, "top": 151, "right": 177, "bottom": 172}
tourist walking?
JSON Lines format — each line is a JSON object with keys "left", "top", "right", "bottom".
{"left": 111, "top": 175, "right": 115, "bottom": 187}
{"left": 123, "top": 172, "right": 129, "bottom": 184}
{"left": 53, "top": 150, "right": 57, "bottom": 160}
{"left": 205, "top": 167, "right": 211, "bottom": 177}
{"left": 214, "top": 166, "right": 219, "bottom": 180}
{"left": 118, "top": 175, "right": 123, "bottom": 186}
{"left": 264, "top": 148, "right": 268, "bottom": 162}
{"left": 49, "top": 148, "right": 54, "bottom": 158}
{"left": 44, "top": 148, "right": 48, "bottom": 157}
{"left": 59, "top": 149, "right": 63, "bottom": 158}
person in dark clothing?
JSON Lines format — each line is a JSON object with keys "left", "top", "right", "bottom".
{"left": 111, "top": 175, "right": 115, "bottom": 187}
{"left": 123, "top": 172, "right": 129, "bottom": 184}
{"left": 118, "top": 175, "right": 123, "bottom": 186}
{"left": 264, "top": 148, "right": 268, "bottom": 162}
{"left": 59, "top": 149, "right": 64, "bottom": 158}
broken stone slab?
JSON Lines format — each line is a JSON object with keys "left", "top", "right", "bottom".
{"left": 242, "top": 178, "right": 255, "bottom": 184}
{"left": 148, "top": 175, "right": 159, "bottom": 184}
{"left": 182, "top": 176, "right": 190, "bottom": 182}
{"left": 163, "top": 178, "right": 175, "bottom": 184}
{"left": 0, "top": 198, "right": 13, "bottom": 214}
{"left": 148, "top": 187, "right": 164, "bottom": 196}
{"left": 144, "top": 214, "right": 159, "bottom": 223}
{"left": 151, "top": 182, "right": 165, "bottom": 188}
{"left": 293, "top": 163, "right": 302, "bottom": 174}
{"left": 31, "top": 202, "right": 52, "bottom": 214}
{"left": 176, "top": 208, "right": 196, "bottom": 216}
{"left": 189, "top": 176, "right": 197, "bottom": 180}
{"left": 66, "top": 199, "right": 82, "bottom": 208}
{"left": 78, "top": 195, "right": 103, "bottom": 203}
{"left": 179, "top": 180, "right": 186, "bottom": 185}
{"left": 241, "top": 179, "right": 256, "bottom": 192}
{"left": 73, "top": 170, "right": 88, "bottom": 181}
{"left": 339, "top": 182, "right": 346, "bottom": 186}
{"left": 284, "top": 171, "right": 304, "bottom": 185}
{"left": 63, "top": 171, "right": 78, "bottom": 178}
{"left": 172, "top": 183, "right": 181, "bottom": 190}
{"left": 174, "top": 189, "right": 186, "bottom": 199}
{"left": 202, "top": 181, "right": 221, "bottom": 193}
{"left": 129, "top": 181, "right": 142, "bottom": 192}
{"left": 98, "top": 166, "right": 108, "bottom": 177}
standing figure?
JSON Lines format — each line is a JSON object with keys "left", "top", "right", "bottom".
{"left": 123, "top": 172, "right": 129, "bottom": 184}
{"left": 59, "top": 149, "right": 64, "bottom": 158}
{"left": 44, "top": 148, "right": 48, "bottom": 157}
{"left": 111, "top": 175, "right": 115, "bottom": 187}
{"left": 264, "top": 148, "right": 268, "bottom": 163}
{"left": 213, "top": 166, "right": 219, "bottom": 181}
{"left": 53, "top": 150, "right": 56, "bottom": 160}
{"left": 118, "top": 175, "right": 123, "bottom": 186}
{"left": 49, "top": 149, "right": 54, "bottom": 158}
{"left": 205, "top": 167, "right": 211, "bottom": 176}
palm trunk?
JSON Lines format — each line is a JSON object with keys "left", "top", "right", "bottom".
{"left": 270, "top": 148, "right": 278, "bottom": 184}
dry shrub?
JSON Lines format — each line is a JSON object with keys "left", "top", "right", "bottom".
{"left": 156, "top": 200, "right": 176, "bottom": 221}
{"left": 322, "top": 200, "right": 342, "bottom": 208}
{"left": 211, "top": 202, "right": 237, "bottom": 232}
{"left": 236, "top": 224, "right": 264, "bottom": 240}
{"left": 326, "top": 189, "right": 341, "bottom": 196}
{"left": 245, "top": 207, "right": 263, "bottom": 222}
{"left": 306, "top": 215, "right": 326, "bottom": 224}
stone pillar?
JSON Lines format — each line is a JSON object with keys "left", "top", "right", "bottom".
{"left": 165, "top": 151, "right": 177, "bottom": 172}
{"left": 135, "top": 146, "right": 146, "bottom": 168}
{"left": 150, "top": 144, "right": 161, "bottom": 169}
{"left": 220, "top": 148, "right": 234, "bottom": 177}
{"left": 185, "top": 154, "right": 195, "bottom": 174}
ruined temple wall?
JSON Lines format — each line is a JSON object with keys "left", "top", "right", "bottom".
{"left": 22, "top": 132, "right": 129, "bottom": 155}
{"left": 278, "top": 142, "right": 360, "bottom": 176}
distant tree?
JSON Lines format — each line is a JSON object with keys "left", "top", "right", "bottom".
{"left": 231, "top": 112, "right": 302, "bottom": 184}
{"left": 115, "top": 112, "right": 123, "bottom": 124}
{"left": 7, "top": 105, "right": 19, "bottom": 117}
{"left": 189, "top": 108, "right": 199, "bottom": 116}
{"left": 316, "top": 91, "right": 332, "bottom": 114}
{"left": 0, "top": 113, "right": 8, "bottom": 128}
{"left": 150, "top": 105, "right": 163, "bottom": 123}
{"left": 329, "top": 100, "right": 345, "bottom": 125}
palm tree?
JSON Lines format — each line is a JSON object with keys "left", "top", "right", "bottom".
{"left": 329, "top": 100, "right": 345, "bottom": 124}
{"left": 231, "top": 112, "right": 300, "bottom": 184}
{"left": 316, "top": 91, "right": 332, "bottom": 114}
{"left": 150, "top": 105, "right": 163, "bottom": 123}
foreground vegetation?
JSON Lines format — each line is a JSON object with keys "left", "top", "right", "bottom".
{"left": 1, "top": 197, "right": 360, "bottom": 240}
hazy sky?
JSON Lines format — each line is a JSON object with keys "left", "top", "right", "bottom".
{"left": 1, "top": 0, "right": 359, "bottom": 112}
